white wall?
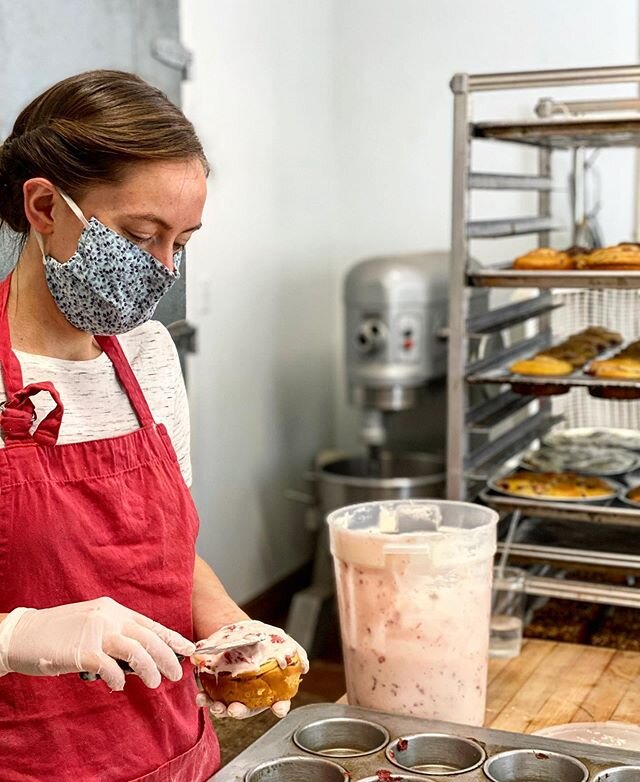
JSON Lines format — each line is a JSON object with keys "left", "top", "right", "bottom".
{"left": 181, "top": 0, "right": 638, "bottom": 603}
{"left": 332, "top": 0, "right": 640, "bottom": 448}
{"left": 181, "top": 0, "right": 336, "bottom": 603}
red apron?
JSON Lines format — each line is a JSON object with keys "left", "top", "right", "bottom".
{"left": 0, "top": 274, "right": 220, "bottom": 782}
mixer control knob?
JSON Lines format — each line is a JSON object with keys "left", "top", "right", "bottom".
{"left": 355, "top": 319, "right": 387, "bottom": 354}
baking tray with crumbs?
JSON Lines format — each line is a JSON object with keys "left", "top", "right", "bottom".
{"left": 488, "top": 472, "right": 621, "bottom": 504}
{"left": 211, "top": 702, "right": 640, "bottom": 781}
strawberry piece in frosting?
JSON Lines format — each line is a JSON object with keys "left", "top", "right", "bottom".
{"left": 191, "top": 620, "right": 306, "bottom": 677}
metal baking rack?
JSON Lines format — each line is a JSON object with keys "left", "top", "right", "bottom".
{"left": 467, "top": 337, "right": 640, "bottom": 394}
{"left": 447, "top": 64, "right": 640, "bottom": 608}
{"left": 470, "top": 265, "right": 640, "bottom": 290}
{"left": 211, "top": 702, "right": 640, "bottom": 781}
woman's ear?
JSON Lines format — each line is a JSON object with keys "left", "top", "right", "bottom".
{"left": 22, "top": 178, "right": 57, "bottom": 235}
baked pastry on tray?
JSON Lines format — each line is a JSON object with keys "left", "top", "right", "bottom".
{"left": 578, "top": 242, "right": 640, "bottom": 271}
{"left": 625, "top": 486, "right": 640, "bottom": 504}
{"left": 587, "top": 338, "right": 640, "bottom": 384}
{"left": 573, "top": 326, "right": 623, "bottom": 349}
{"left": 510, "top": 355, "right": 574, "bottom": 377}
{"left": 589, "top": 356, "right": 640, "bottom": 380}
{"left": 545, "top": 427, "right": 640, "bottom": 451}
{"left": 512, "top": 248, "right": 573, "bottom": 270}
{"left": 493, "top": 471, "right": 615, "bottom": 501}
{"left": 509, "top": 327, "right": 619, "bottom": 377}
{"left": 521, "top": 444, "right": 638, "bottom": 475}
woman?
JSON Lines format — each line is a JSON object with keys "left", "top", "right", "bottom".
{"left": 0, "top": 70, "right": 307, "bottom": 782}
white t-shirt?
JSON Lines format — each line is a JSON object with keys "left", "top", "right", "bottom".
{"left": 0, "top": 320, "right": 192, "bottom": 486}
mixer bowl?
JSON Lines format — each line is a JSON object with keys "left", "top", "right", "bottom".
{"left": 317, "top": 451, "right": 445, "bottom": 509}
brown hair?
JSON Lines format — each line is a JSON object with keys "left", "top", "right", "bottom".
{"left": 0, "top": 69, "right": 208, "bottom": 235}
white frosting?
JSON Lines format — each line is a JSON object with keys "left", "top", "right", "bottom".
{"left": 191, "top": 620, "right": 305, "bottom": 678}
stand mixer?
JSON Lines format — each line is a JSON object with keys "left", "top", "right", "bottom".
{"left": 286, "top": 251, "right": 453, "bottom": 654}
{"left": 345, "top": 251, "right": 449, "bottom": 471}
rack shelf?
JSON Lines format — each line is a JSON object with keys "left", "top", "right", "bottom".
{"left": 480, "top": 489, "right": 640, "bottom": 527}
{"left": 498, "top": 515, "right": 640, "bottom": 571}
{"left": 525, "top": 575, "right": 640, "bottom": 608}
{"left": 448, "top": 64, "right": 640, "bottom": 612}
{"left": 468, "top": 172, "right": 554, "bottom": 191}
{"left": 499, "top": 541, "right": 640, "bottom": 571}
{"left": 467, "top": 394, "right": 534, "bottom": 433}
{"left": 466, "top": 294, "right": 559, "bottom": 335}
{"left": 465, "top": 412, "right": 562, "bottom": 478}
{"left": 469, "top": 266, "right": 640, "bottom": 289}
{"left": 467, "top": 367, "right": 640, "bottom": 394}
{"left": 467, "top": 216, "right": 561, "bottom": 238}
{"left": 473, "top": 117, "right": 640, "bottom": 149}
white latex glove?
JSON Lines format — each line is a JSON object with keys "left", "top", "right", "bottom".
{"left": 194, "top": 620, "right": 309, "bottom": 720}
{"left": 0, "top": 597, "right": 196, "bottom": 691}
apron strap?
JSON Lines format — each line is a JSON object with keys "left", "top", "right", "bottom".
{"left": 95, "top": 335, "right": 155, "bottom": 429}
{"left": 2, "top": 381, "right": 64, "bottom": 447}
{"left": 0, "top": 274, "right": 63, "bottom": 447}
{"left": 0, "top": 274, "right": 25, "bottom": 395}
{"left": 0, "top": 274, "right": 154, "bottom": 439}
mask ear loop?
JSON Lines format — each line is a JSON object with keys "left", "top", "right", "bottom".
{"left": 58, "top": 189, "right": 90, "bottom": 229}
{"left": 33, "top": 189, "right": 90, "bottom": 264}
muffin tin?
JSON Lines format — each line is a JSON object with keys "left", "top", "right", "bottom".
{"left": 210, "top": 703, "right": 640, "bottom": 781}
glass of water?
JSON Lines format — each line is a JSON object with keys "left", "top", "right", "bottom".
{"left": 490, "top": 566, "right": 526, "bottom": 659}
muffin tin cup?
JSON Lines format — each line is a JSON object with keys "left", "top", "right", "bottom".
{"left": 593, "top": 768, "right": 640, "bottom": 782}
{"left": 293, "top": 717, "right": 390, "bottom": 758}
{"left": 244, "top": 755, "right": 349, "bottom": 782}
{"left": 357, "top": 777, "right": 427, "bottom": 782}
{"left": 483, "top": 748, "right": 589, "bottom": 782}
{"left": 227, "top": 703, "right": 640, "bottom": 782}
{"left": 589, "top": 386, "right": 640, "bottom": 401}
{"left": 385, "top": 733, "right": 486, "bottom": 776}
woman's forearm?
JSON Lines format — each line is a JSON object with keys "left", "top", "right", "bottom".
{"left": 192, "top": 555, "right": 249, "bottom": 640}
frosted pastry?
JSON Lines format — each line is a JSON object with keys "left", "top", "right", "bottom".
{"left": 191, "top": 622, "right": 305, "bottom": 709}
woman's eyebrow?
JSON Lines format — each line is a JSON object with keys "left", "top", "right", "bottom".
{"left": 127, "top": 213, "right": 202, "bottom": 233}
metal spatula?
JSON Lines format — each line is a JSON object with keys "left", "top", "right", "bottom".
{"left": 193, "top": 632, "right": 267, "bottom": 656}
{"left": 79, "top": 632, "right": 267, "bottom": 681}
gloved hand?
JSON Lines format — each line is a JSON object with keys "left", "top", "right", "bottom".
{"left": 194, "top": 619, "right": 309, "bottom": 720}
{"left": 0, "top": 597, "right": 196, "bottom": 691}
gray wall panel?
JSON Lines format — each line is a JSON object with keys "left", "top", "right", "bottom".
{"left": 0, "top": 0, "right": 186, "bottom": 324}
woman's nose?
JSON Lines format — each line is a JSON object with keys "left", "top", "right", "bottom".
{"left": 152, "top": 245, "right": 177, "bottom": 273}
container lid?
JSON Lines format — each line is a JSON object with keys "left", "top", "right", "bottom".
{"left": 328, "top": 500, "right": 498, "bottom": 571}
{"left": 533, "top": 721, "right": 640, "bottom": 751}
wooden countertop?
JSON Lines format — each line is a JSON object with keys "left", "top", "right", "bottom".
{"left": 486, "top": 638, "right": 640, "bottom": 732}
{"left": 340, "top": 639, "right": 640, "bottom": 731}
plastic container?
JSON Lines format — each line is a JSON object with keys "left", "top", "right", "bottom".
{"left": 327, "top": 499, "right": 498, "bottom": 725}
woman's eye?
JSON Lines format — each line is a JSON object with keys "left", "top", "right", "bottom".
{"left": 127, "top": 232, "right": 153, "bottom": 244}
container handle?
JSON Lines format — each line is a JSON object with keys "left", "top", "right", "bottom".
{"left": 384, "top": 543, "right": 432, "bottom": 556}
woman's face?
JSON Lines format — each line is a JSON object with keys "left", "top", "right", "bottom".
{"left": 38, "top": 157, "right": 207, "bottom": 271}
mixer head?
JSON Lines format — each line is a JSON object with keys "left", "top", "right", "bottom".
{"left": 344, "top": 252, "right": 450, "bottom": 420}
